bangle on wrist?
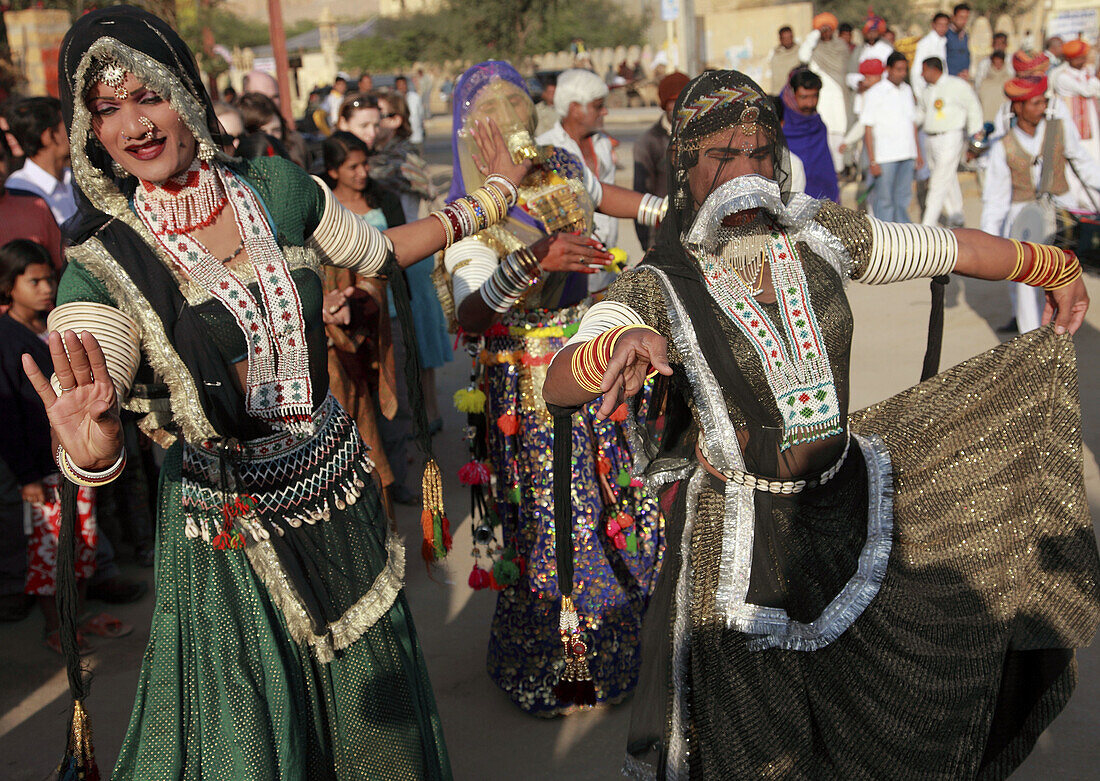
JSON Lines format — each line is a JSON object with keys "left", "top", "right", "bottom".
{"left": 56, "top": 444, "right": 126, "bottom": 487}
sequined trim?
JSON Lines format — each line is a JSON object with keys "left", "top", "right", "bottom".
{"left": 683, "top": 176, "right": 853, "bottom": 281}
{"left": 246, "top": 530, "right": 405, "bottom": 663}
{"left": 745, "top": 434, "right": 894, "bottom": 651}
{"left": 65, "top": 238, "right": 217, "bottom": 445}
{"left": 650, "top": 268, "right": 894, "bottom": 649}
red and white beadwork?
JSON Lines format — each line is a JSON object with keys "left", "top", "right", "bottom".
{"left": 135, "top": 163, "right": 315, "bottom": 434}
{"left": 702, "top": 230, "right": 843, "bottom": 449}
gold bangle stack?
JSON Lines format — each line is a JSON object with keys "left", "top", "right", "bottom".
{"left": 1011, "top": 241, "right": 1082, "bottom": 290}
{"left": 570, "top": 324, "right": 661, "bottom": 395}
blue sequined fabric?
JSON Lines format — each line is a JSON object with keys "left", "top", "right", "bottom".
{"left": 480, "top": 315, "right": 664, "bottom": 715}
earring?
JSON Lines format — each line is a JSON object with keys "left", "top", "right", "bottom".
{"left": 111, "top": 159, "right": 130, "bottom": 178}
{"left": 197, "top": 140, "right": 216, "bottom": 161}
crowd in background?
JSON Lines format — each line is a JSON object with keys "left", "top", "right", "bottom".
{"left": 0, "top": 5, "right": 1098, "bottom": 656}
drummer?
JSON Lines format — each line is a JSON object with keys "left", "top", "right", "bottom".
{"left": 980, "top": 74, "right": 1100, "bottom": 333}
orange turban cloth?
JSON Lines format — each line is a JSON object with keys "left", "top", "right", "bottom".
{"left": 813, "top": 12, "right": 839, "bottom": 31}
{"left": 1011, "top": 50, "right": 1050, "bottom": 75}
{"left": 1004, "top": 75, "right": 1047, "bottom": 102}
{"left": 1062, "top": 40, "right": 1089, "bottom": 60}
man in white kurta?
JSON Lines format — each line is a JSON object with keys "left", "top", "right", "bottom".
{"left": 981, "top": 76, "right": 1100, "bottom": 332}
{"left": 918, "top": 57, "right": 983, "bottom": 227}
{"left": 912, "top": 14, "right": 950, "bottom": 100}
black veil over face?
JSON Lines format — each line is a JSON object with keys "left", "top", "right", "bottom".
{"left": 58, "top": 5, "right": 231, "bottom": 235}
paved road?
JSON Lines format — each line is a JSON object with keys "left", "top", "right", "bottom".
{"left": 2, "top": 111, "right": 1098, "bottom": 779}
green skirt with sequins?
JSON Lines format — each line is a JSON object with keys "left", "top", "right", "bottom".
{"left": 111, "top": 442, "right": 451, "bottom": 780}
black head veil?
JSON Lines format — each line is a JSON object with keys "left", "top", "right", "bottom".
{"left": 59, "top": 5, "right": 231, "bottom": 239}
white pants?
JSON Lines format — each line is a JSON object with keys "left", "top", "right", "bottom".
{"left": 922, "top": 130, "right": 966, "bottom": 226}
{"left": 827, "top": 131, "right": 846, "bottom": 174}
{"left": 1011, "top": 282, "right": 1046, "bottom": 333}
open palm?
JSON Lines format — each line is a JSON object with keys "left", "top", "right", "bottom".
{"left": 22, "top": 330, "right": 122, "bottom": 471}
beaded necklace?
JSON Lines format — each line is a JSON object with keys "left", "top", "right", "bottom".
{"left": 701, "top": 229, "right": 843, "bottom": 449}
{"left": 135, "top": 163, "right": 315, "bottom": 434}
{"left": 138, "top": 160, "right": 228, "bottom": 234}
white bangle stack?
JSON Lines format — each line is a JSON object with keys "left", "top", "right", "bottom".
{"left": 56, "top": 444, "right": 126, "bottom": 487}
{"left": 636, "top": 194, "right": 668, "bottom": 227}
{"left": 310, "top": 176, "right": 393, "bottom": 276}
{"left": 479, "top": 247, "right": 541, "bottom": 312}
{"left": 856, "top": 219, "right": 958, "bottom": 284}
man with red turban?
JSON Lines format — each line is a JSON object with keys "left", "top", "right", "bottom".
{"left": 798, "top": 11, "right": 851, "bottom": 173}
{"left": 1052, "top": 40, "right": 1100, "bottom": 168}
{"left": 981, "top": 74, "right": 1100, "bottom": 332}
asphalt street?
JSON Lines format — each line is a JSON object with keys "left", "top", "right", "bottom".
{"left": 1, "top": 108, "right": 1098, "bottom": 779}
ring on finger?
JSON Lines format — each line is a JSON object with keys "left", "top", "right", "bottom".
{"left": 328, "top": 305, "right": 341, "bottom": 314}
{"left": 58, "top": 384, "right": 77, "bottom": 393}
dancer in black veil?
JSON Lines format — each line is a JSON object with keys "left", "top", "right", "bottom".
{"left": 545, "top": 70, "right": 1099, "bottom": 779}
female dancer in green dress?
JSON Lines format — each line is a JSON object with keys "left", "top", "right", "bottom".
{"left": 26, "top": 7, "right": 528, "bottom": 778}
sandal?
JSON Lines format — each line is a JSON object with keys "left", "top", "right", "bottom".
{"left": 45, "top": 629, "right": 92, "bottom": 656}
{"left": 78, "top": 612, "right": 133, "bottom": 639}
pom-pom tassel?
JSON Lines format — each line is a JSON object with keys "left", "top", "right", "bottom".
{"left": 420, "top": 459, "right": 451, "bottom": 565}
{"left": 552, "top": 596, "right": 596, "bottom": 708}
{"left": 57, "top": 699, "right": 100, "bottom": 781}
{"left": 453, "top": 387, "right": 486, "bottom": 414}
{"left": 468, "top": 564, "right": 491, "bottom": 590}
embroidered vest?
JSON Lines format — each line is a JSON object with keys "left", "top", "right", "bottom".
{"left": 1002, "top": 120, "right": 1070, "bottom": 202}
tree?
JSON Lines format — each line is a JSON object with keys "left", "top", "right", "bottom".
{"left": 339, "top": 0, "right": 647, "bottom": 72}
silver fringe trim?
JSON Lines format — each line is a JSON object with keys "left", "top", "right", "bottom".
{"left": 681, "top": 175, "right": 852, "bottom": 282}
{"left": 246, "top": 531, "right": 406, "bottom": 664}
{"left": 745, "top": 433, "right": 894, "bottom": 651}
{"left": 621, "top": 753, "right": 659, "bottom": 780}
{"left": 647, "top": 268, "right": 895, "bottom": 650}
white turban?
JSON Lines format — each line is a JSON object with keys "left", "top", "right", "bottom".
{"left": 553, "top": 68, "right": 609, "bottom": 117}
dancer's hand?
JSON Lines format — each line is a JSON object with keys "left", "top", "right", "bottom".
{"left": 470, "top": 118, "right": 532, "bottom": 188}
{"left": 532, "top": 233, "right": 613, "bottom": 274}
{"left": 323, "top": 285, "right": 357, "bottom": 326}
{"left": 1044, "top": 271, "right": 1089, "bottom": 335}
{"left": 21, "top": 330, "right": 122, "bottom": 471}
{"left": 596, "top": 327, "right": 673, "bottom": 419}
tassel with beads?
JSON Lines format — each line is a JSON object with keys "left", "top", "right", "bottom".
{"left": 420, "top": 458, "right": 452, "bottom": 565}
{"left": 552, "top": 596, "right": 597, "bottom": 707}
{"left": 56, "top": 699, "right": 99, "bottom": 781}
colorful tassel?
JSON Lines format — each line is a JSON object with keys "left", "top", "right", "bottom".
{"left": 492, "top": 557, "right": 520, "bottom": 587}
{"left": 496, "top": 413, "right": 519, "bottom": 436}
{"left": 468, "top": 563, "right": 491, "bottom": 590}
{"left": 458, "top": 460, "right": 491, "bottom": 486}
{"left": 57, "top": 699, "right": 100, "bottom": 781}
{"left": 597, "top": 456, "right": 612, "bottom": 476}
{"left": 453, "top": 387, "right": 486, "bottom": 413}
{"left": 507, "top": 485, "right": 521, "bottom": 504}
{"left": 609, "top": 403, "right": 629, "bottom": 422}
{"left": 616, "top": 467, "right": 631, "bottom": 488}
{"left": 552, "top": 596, "right": 597, "bottom": 707}
{"left": 420, "top": 459, "right": 451, "bottom": 565}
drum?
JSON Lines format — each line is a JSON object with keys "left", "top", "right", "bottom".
{"left": 1008, "top": 200, "right": 1056, "bottom": 243}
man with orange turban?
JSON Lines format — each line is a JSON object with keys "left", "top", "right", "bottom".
{"left": 1052, "top": 39, "right": 1099, "bottom": 168}
{"left": 981, "top": 74, "right": 1100, "bottom": 332}
{"left": 798, "top": 11, "right": 851, "bottom": 173}
{"left": 846, "top": 13, "right": 893, "bottom": 94}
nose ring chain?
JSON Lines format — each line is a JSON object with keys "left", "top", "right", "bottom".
{"left": 123, "top": 116, "right": 156, "bottom": 142}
